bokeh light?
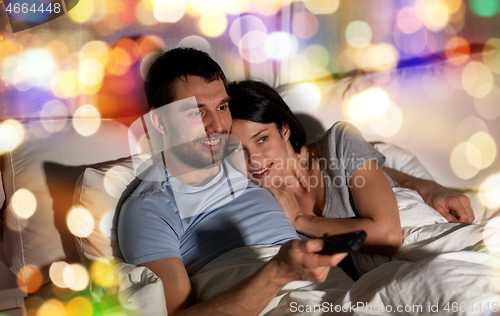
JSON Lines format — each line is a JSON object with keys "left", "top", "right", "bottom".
{"left": 483, "top": 38, "right": 500, "bottom": 74}
{"left": 482, "top": 217, "right": 500, "bottom": 253}
{"left": 37, "top": 299, "right": 66, "bottom": 316}
{"left": 450, "top": 142, "right": 480, "bottom": 179}
{"left": 78, "top": 58, "right": 104, "bottom": 86}
{"left": 67, "top": 264, "right": 90, "bottom": 291}
{"left": 397, "top": 6, "right": 422, "bottom": 34}
{"left": 284, "top": 83, "right": 322, "bottom": 113}
{"left": 73, "top": 105, "right": 101, "bottom": 137}
{"left": 138, "top": 35, "right": 165, "bottom": 58}
{"left": 467, "top": 131, "right": 497, "bottom": 169}
{"left": 66, "top": 296, "right": 93, "bottom": 316}
{"left": 50, "top": 261, "right": 71, "bottom": 288}
{"left": 42, "top": 38, "right": 71, "bottom": 59}
{"left": 2, "top": 48, "right": 58, "bottom": 90}
{"left": 304, "top": 0, "right": 340, "bottom": 15}
{"left": 264, "top": 32, "right": 298, "bottom": 60}
{"left": 79, "top": 41, "right": 110, "bottom": 67}
{"left": 456, "top": 116, "right": 488, "bottom": 143}
{"left": 90, "top": 257, "right": 119, "bottom": 288}
{"left": 17, "top": 265, "right": 43, "bottom": 294}
{"left": 0, "top": 119, "right": 25, "bottom": 155}
{"left": 346, "top": 21, "right": 372, "bottom": 48}
{"left": 292, "top": 11, "right": 319, "bottom": 39}
{"left": 199, "top": 11, "right": 227, "bottom": 37}
{"left": 393, "top": 27, "right": 429, "bottom": 54}
{"left": 137, "top": 0, "right": 158, "bottom": 26}
{"left": 369, "top": 102, "right": 403, "bottom": 137}
{"left": 115, "top": 38, "right": 140, "bottom": 64}
{"left": 479, "top": 173, "right": 500, "bottom": 209}
{"left": 361, "top": 44, "right": 399, "bottom": 72}
{"left": 50, "top": 70, "right": 80, "bottom": 99}
{"left": 40, "top": 100, "right": 69, "bottom": 133}
{"left": 229, "top": 15, "right": 267, "bottom": 46}
{"left": 474, "top": 85, "right": 500, "bottom": 120}
{"left": 288, "top": 54, "right": 311, "bottom": 83}
{"left": 68, "top": 0, "right": 95, "bottom": 24}
{"left": 140, "top": 52, "right": 163, "bottom": 81}
{"left": 346, "top": 88, "right": 391, "bottom": 123}
{"left": 253, "top": 0, "right": 282, "bottom": 16}
{"left": 445, "top": 36, "right": 470, "bottom": 64}
{"left": 106, "top": 47, "right": 132, "bottom": 76}
{"left": 415, "top": 0, "right": 451, "bottom": 32}
{"left": 178, "top": 35, "right": 211, "bottom": 52}
{"left": 100, "top": 211, "right": 115, "bottom": 238}
{"left": 67, "top": 206, "right": 95, "bottom": 238}
{"left": 154, "top": 0, "right": 186, "bottom": 23}
{"left": 303, "top": 45, "right": 330, "bottom": 70}
{"left": 113, "top": 0, "right": 137, "bottom": 25}
{"left": 104, "top": 166, "right": 134, "bottom": 198}
{"left": 238, "top": 31, "right": 269, "bottom": 64}
{"left": 461, "top": 61, "right": 494, "bottom": 98}
{"left": 470, "top": 0, "right": 500, "bottom": 17}
{"left": 11, "top": 189, "right": 37, "bottom": 219}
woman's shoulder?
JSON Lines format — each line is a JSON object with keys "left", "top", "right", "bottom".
{"left": 316, "top": 121, "right": 363, "bottom": 143}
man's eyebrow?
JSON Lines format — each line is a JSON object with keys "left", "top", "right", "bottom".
{"left": 220, "top": 96, "right": 232, "bottom": 105}
{"left": 252, "top": 129, "right": 268, "bottom": 138}
{"left": 179, "top": 102, "right": 203, "bottom": 111}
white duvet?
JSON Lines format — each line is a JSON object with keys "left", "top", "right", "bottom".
{"left": 118, "top": 188, "right": 500, "bottom": 316}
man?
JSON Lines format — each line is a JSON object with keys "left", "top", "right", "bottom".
{"left": 118, "top": 47, "right": 474, "bottom": 316}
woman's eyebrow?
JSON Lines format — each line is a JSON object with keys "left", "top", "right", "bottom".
{"left": 252, "top": 129, "right": 268, "bottom": 138}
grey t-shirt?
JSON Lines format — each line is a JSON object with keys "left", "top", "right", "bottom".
{"left": 316, "top": 121, "right": 398, "bottom": 219}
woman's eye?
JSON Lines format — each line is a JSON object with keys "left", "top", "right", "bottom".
{"left": 190, "top": 111, "right": 202, "bottom": 116}
{"left": 257, "top": 136, "right": 268, "bottom": 143}
{"left": 235, "top": 146, "right": 243, "bottom": 152}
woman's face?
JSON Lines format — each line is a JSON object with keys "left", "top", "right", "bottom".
{"left": 231, "top": 119, "right": 290, "bottom": 188}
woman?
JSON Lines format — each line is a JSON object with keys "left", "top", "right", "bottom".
{"left": 228, "top": 80, "right": 403, "bottom": 256}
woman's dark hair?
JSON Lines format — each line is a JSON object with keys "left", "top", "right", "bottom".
{"left": 227, "top": 80, "right": 306, "bottom": 153}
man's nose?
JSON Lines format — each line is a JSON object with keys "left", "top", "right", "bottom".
{"left": 203, "top": 112, "right": 224, "bottom": 134}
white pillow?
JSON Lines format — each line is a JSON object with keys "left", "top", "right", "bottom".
{"left": 1, "top": 119, "right": 130, "bottom": 283}
{"left": 74, "top": 155, "right": 152, "bottom": 266}
{"left": 373, "top": 142, "right": 435, "bottom": 181}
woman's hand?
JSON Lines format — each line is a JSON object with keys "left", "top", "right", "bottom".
{"left": 268, "top": 176, "right": 307, "bottom": 225}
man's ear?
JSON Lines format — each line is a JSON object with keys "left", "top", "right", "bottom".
{"left": 280, "top": 122, "right": 291, "bottom": 141}
{"left": 149, "top": 107, "right": 166, "bottom": 134}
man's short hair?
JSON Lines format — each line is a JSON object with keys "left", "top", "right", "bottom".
{"left": 144, "top": 47, "right": 227, "bottom": 110}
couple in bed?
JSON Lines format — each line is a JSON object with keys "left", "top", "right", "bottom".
{"left": 117, "top": 47, "right": 476, "bottom": 315}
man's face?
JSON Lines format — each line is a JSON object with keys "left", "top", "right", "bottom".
{"left": 161, "top": 76, "right": 232, "bottom": 169}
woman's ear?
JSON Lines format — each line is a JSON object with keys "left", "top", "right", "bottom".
{"left": 149, "top": 107, "right": 166, "bottom": 134}
{"left": 280, "top": 122, "right": 291, "bottom": 141}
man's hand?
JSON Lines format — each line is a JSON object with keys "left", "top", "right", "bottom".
{"left": 420, "top": 182, "right": 475, "bottom": 223}
{"left": 271, "top": 239, "right": 347, "bottom": 283}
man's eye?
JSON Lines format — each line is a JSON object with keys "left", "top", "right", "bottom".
{"left": 218, "top": 104, "right": 229, "bottom": 111}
